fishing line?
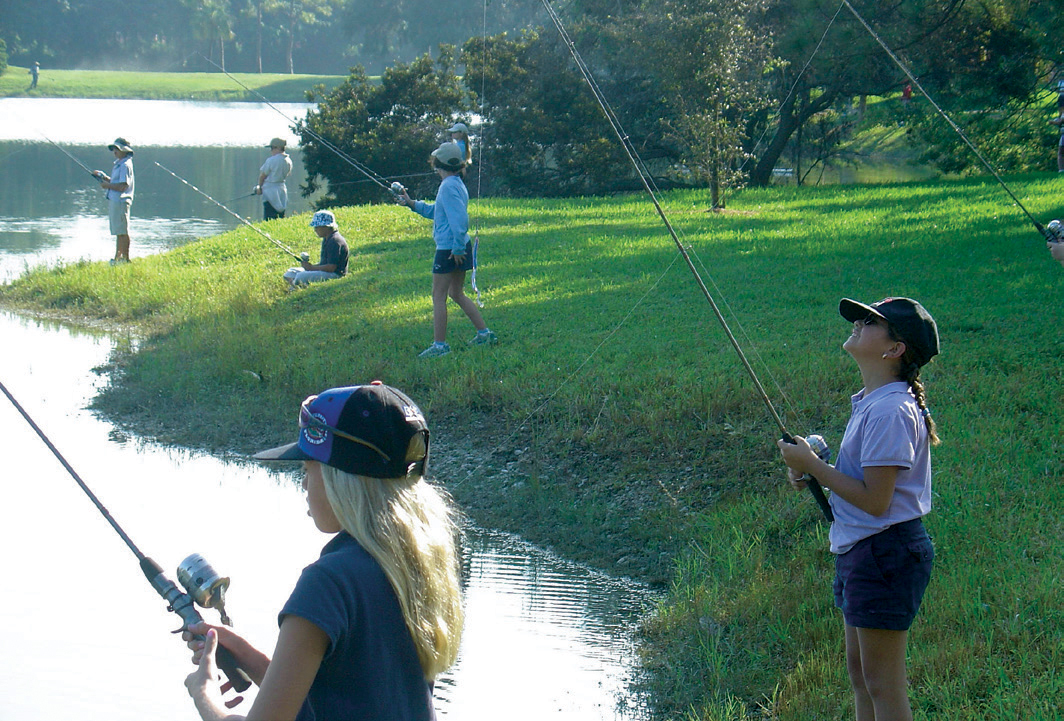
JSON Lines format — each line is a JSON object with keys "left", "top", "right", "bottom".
{"left": 196, "top": 53, "right": 393, "bottom": 193}
{"left": 154, "top": 161, "right": 302, "bottom": 260}
{"left": 33, "top": 128, "right": 102, "bottom": 182}
{"left": 537, "top": 0, "right": 834, "bottom": 520}
{"left": 448, "top": 249, "right": 685, "bottom": 490}
{"left": 223, "top": 191, "right": 259, "bottom": 204}
{"left": 466, "top": 0, "right": 493, "bottom": 308}
{"left": 0, "top": 378, "right": 251, "bottom": 691}
{"left": 837, "top": 0, "right": 1053, "bottom": 239}
{"left": 738, "top": 0, "right": 846, "bottom": 178}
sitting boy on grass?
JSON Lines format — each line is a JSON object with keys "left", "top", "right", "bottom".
{"left": 283, "top": 210, "right": 349, "bottom": 289}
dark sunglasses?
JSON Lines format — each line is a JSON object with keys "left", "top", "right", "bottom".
{"left": 299, "top": 396, "right": 391, "bottom": 462}
{"left": 862, "top": 315, "right": 882, "bottom": 326}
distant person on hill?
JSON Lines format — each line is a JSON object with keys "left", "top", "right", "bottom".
{"left": 282, "top": 210, "right": 349, "bottom": 288}
{"left": 91, "top": 137, "right": 135, "bottom": 265}
{"left": 256, "top": 137, "right": 293, "bottom": 220}
{"left": 778, "top": 297, "right": 940, "bottom": 721}
{"left": 396, "top": 142, "right": 497, "bottom": 358}
{"left": 447, "top": 123, "right": 473, "bottom": 168}
{"left": 29, "top": 62, "right": 39, "bottom": 89}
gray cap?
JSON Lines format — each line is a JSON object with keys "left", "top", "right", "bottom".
{"left": 107, "top": 137, "right": 134, "bottom": 155}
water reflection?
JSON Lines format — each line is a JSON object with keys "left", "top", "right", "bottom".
{"left": 0, "top": 99, "right": 326, "bottom": 282}
{"left": 0, "top": 98, "right": 314, "bottom": 147}
{"left": 0, "top": 310, "right": 657, "bottom": 720}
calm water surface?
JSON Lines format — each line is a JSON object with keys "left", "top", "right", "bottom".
{"left": 0, "top": 98, "right": 323, "bottom": 282}
{"left": 0, "top": 310, "right": 657, "bottom": 720}
{"left": 0, "top": 99, "right": 658, "bottom": 720}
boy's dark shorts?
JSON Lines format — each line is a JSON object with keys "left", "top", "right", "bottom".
{"left": 432, "top": 241, "right": 474, "bottom": 274}
{"left": 834, "top": 518, "right": 934, "bottom": 631}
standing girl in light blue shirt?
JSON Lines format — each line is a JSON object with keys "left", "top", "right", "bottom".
{"left": 778, "top": 296, "right": 940, "bottom": 721}
{"left": 397, "top": 142, "right": 496, "bottom": 358}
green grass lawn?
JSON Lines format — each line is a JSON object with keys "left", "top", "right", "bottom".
{"left": 1, "top": 65, "right": 346, "bottom": 101}
{"left": 2, "top": 178, "right": 1062, "bottom": 719}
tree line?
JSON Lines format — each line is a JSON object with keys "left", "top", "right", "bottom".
{"left": 5, "top": 0, "right": 1062, "bottom": 200}
{"left": 296, "top": 0, "right": 1064, "bottom": 205}
{"left": 0, "top": 0, "right": 541, "bottom": 74}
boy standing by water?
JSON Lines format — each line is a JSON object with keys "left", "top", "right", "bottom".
{"left": 256, "top": 137, "right": 293, "bottom": 220}
{"left": 92, "top": 137, "right": 135, "bottom": 264}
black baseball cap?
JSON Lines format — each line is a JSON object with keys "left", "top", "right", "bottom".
{"left": 840, "top": 297, "right": 940, "bottom": 367}
{"left": 254, "top": 382, "right": 429, "bottom": 479}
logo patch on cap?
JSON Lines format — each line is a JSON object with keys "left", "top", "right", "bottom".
{"left": 302, "top": 412, "right": 329, "bottom": 445}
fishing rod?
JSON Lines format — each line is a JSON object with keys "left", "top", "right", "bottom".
{"left": 153, "top": 161, "right": 302, "bottom": 261}
{"left": 224, "top": 191, "right": 259, "bottom": 204}
{"left": 37, "top": 131, "right": 104, "bottom": 183}
{"left": 0, "top": 379, "right": 252, "bottom": 692}
{"left": 539, "top": 0, "right": 834, "bottom": 521}
{"left": 837, "top": 0, "right": 1057, "bottom": 243}
{"left": 196, "top": 54, "right": 395, "bottom": 195}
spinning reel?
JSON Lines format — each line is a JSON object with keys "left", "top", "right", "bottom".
{"left": 800, "top": 434, "right": 832, "bottom": 484}
{"left": 176, "top": 553, "right": 233, "bottom": 627}
{"left": 1045, "top": 219, "right": 1063, "bottom": 243}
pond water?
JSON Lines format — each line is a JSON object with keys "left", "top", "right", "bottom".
{"left": 0, "top": 99, "right": 659, "bottom": 720}
{"left": 0, "top": 98, "right": 325, "bottom": 282}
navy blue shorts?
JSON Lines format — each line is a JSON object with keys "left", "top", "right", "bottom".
{"left": 833, "top": 518, "right": 934, "bottom": 631}
{"left": 432, "top": 241, "right": 474, "bottom": 274}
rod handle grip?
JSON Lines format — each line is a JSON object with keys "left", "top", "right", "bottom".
{"left": 781, "top": 433, "right": 834, "bottom": 523}
{"left": 212, "top": 642, "right": 253, "bottom": 693}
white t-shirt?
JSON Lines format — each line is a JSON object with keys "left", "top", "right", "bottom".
{"left": 260, "top": 152, "right": 293, "bottom": 211}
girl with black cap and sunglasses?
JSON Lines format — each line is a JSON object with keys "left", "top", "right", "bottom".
{"left": 182, "top": 382, "right": 463, "bottom": 721}
{"left": 777, "top": 297, "right": 940, "bottom": 721}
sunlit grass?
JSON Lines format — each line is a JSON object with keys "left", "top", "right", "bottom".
{"left": 2, "top": 176, "right": 1063, "bottom": 718}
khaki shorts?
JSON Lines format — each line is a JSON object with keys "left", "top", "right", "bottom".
{"left": 109, "top": 198, "right": 132, "bottom": 236}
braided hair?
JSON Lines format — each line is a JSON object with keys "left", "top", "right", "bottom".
{"left": 888, "top": 327, "right": 940, "bottom": 445}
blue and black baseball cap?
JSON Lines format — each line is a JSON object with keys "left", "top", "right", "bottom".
{"left": 254, "top": 382, "right": 429, "bottom": 479}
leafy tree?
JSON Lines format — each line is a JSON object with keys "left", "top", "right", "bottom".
{"left": 903, "top": 0, "right": 1062, "bottom": 173}
{"left": 616, "top": 0, "right": 773, "bottom": 206}
{"left": 183, "top": 0, "right": 237, "bottom": 71}
{"left": 297, "top": 48, "right": 467, "bottom": 206}
{"left": 340, "top": 0, "right": 545, "bottom": 74}
{"left": 280, "top": 0, "right": 336, "bottom": 73}
{"left": 460, "top": 30, "right": 642, "bottom": 197}
{"left": 0, "top": 38, "right": 7, "bottom": 76}
{"left": 744, "top": 0, "right": 1058, "bottom": 184}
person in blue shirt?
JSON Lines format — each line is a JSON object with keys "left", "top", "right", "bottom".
{"left": 183, "top": 383, "right": 464, "bottom": 721}
{"left": 397, "top": 142, "right": 497, "bottom": 358}
{"left": 778, "top": 297, "right": 939, "bottom": 721}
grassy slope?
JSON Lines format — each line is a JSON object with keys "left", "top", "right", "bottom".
{"left": 0, "top": 65, "right": 345, "bottom": 101}
{"left": 2, "top": 180, "right": 1062, "bottom": 719}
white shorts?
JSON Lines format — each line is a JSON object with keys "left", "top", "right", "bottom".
{"left": 109, "top": 198, "right": 132, "bottom": 235}
{"left": 283, "top": 268, "right": 339, "bottom": 286}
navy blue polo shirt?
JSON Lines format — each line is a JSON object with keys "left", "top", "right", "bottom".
{"left": 281, "top": 532, "right": 435, "bottom": 721}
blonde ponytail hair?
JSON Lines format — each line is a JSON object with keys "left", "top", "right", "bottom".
{"left": 321, "top": 435, "right": 463, "bottom": 679}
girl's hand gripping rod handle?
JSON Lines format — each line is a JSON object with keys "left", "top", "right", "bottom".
{"left": 781, "top": 432, "right": 835, "bottom": 523}
{"left": 140, "top": 557, "right": 253, "bottom": 692}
